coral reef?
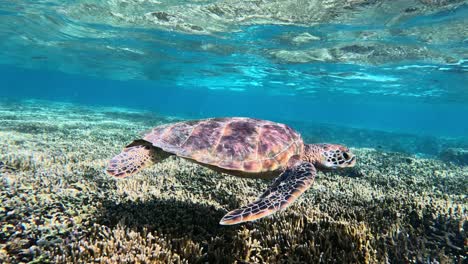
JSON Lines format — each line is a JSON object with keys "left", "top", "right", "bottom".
{"left": 0, "top": 100, "right": 466, "bottom": 263}
{"left": 440, "top": 148, "right": 468, "bottom": 166}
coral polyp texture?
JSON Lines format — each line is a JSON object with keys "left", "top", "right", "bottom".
{"left": 0, "top": 100, "right": 466, "bottom": 263}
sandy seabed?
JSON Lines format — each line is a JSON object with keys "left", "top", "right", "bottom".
{"left": 0, "top": 100, "right": 466, "bottom": 263}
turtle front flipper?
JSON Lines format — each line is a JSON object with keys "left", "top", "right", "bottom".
{"left": 106, "top": 140, "right": 168, "bottom": 178}
{"left": 220, "top": 161, "right": 316, "bottom": 225}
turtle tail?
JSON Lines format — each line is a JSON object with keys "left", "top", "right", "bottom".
{"left": 106, "top": 140, "right": 169, "bottom": 178}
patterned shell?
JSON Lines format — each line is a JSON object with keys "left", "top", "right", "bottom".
{"left": 142, "top": 117, "right": 304, "bottom": 173}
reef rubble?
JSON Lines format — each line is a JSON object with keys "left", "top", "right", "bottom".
{"left": 0, "top": 100, "right": 466, "bottom": 263}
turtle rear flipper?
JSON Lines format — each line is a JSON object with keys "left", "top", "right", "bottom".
{"left": 220, "top": 161, "right": 316, "bottom": 225}
{"left": 106, "top": 140, "right": 168, "bottom": 178}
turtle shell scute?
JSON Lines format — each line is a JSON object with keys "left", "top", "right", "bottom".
{"left": 142, "top": 117, "right": 304, "bottom": 173}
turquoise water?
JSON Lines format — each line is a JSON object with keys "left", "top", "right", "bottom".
{"left": 0, "top": 1, "right": 467, "bottom": 263}
{"left": 1, "top": 1, "right": 467, "bottom": 139}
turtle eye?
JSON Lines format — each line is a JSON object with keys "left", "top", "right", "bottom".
{"left": 343, "top": 152, "right": 349, "bottom": 160}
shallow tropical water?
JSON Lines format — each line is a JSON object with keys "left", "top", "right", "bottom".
{"left": 0, "top": 1, "right": 467, "bottom": 263}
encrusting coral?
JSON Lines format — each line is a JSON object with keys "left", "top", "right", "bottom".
{"left": 0, "top": 100, "right": 466, "bottom": 263}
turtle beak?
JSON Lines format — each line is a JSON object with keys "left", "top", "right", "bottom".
{"left": 346, "top": 154, "right": 356, "bottom": 167}
{"left": 341, "top": 150, "right": 356, "bottom": 167}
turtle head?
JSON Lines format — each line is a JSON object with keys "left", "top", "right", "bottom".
{"left": 305, "top": 144, "right": 356, "bottom": 169}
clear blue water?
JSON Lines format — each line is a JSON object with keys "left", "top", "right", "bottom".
{"left": 1, "top": 2, "right": 468, "bottom": 262}
{"left": 0, "top": 2, "right": 467, "bottom": 138}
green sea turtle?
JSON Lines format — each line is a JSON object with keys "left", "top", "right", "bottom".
{"left": 106, "top": 117, "right": 356, "bottom": 225}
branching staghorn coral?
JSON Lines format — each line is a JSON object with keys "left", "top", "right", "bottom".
{"left": 0, "top": 100, "right": 466, "bottom": 263}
